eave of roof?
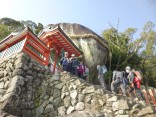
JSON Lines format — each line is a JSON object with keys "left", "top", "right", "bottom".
{"left": 0, "top": 27, "right": 49, "bottom": 51}
{"left": 38, "top": 25, "right": 83, "bottom": 55}
{"left": 57, "top": 25, "right": 83, "bottom": 54}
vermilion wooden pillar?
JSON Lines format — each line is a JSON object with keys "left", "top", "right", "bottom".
{"left": 45, "top": 41, "right": 52, "bottom": 66}
{"left": 45, "top": 50, "right": 50, "bottom": 66}
{"left": 53, "top": 50, "right": 58, "bottom": 73}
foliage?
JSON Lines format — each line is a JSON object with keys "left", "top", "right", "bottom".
{"left": 0, "top": 24, "right": 12, "bottom": 40}
{"left": 102, "top": 27, "right": 140, "bottom": 70}
{"left": 139, "top": 21, "right": 156, "bottom": 87}
{"left": 0, "top": 17, "right": 44, "bottom": 41}
{"left": 102, "top": 21, "right": 156, "bottom": 87}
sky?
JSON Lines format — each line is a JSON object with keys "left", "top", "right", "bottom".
{"left": 0, "top": 0, "right": 156, "bottom": 38}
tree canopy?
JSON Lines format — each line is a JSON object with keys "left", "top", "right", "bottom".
{"left": 0, "top": 18, "right": 43, "bottom": 41}
{"left": 102, "top": 21, "right": 156, "bottom": 87}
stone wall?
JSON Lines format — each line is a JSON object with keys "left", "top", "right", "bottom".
{"left": 0, "top": 52, "right": 50, "bottom": 117}
{"left": 0, "top": 52, "right": 156, "bottom": 117}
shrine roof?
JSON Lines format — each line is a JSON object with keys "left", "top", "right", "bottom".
{"left": 38, "top": 25, "right": 83, "bottom": 56}
{"left": 0, "top": 27, "right": 49, "bottom": 51}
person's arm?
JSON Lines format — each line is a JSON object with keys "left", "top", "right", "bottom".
{"left": 60, "top": 57, "right": 64, "bottom": 65}
{"left": 129, "top": 72, "right": 134, "bottom": 84}
{"left": 129, "top": 72, "right": 135, "bottom": 88}
{"left": 98, "top": 67, "right": 102, "bottom": 79}
{"left": 112, "top": 71, "right": 116, "bottom": 81}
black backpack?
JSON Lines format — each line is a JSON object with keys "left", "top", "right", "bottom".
{"left": 71, "top": 59, "right": 79, "bottom": 67}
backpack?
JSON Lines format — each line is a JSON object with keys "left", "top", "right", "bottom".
{"left": 134, "top": 71, "right": 142, "bottom": 80}
{"left": 77, "top": 64, "right": 84, "bottom": 72}
{"left": 113, "top": 71, "right": 124, "bottom": 81}
{"left": 102, "top": 65, "right": 107, "bottom": 74}
{"left": 71, "top": 59, "right": 79, "bottom": 67}
{"left": 113, "top": 71, "right": 128, "bottom": 86}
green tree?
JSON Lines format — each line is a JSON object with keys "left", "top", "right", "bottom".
{"left": 139, "top": 21, "right": 156, "bottom": 87}
{"left": 102, "top": 27, "right": 140, "bottom": 84}
{"left": 102, "top": 27, "right": 140, "bottom": 71}
{"left": 102, "top": 21, "right": 156, "bottom": 87}
{"left": 0, "top": 17, "right": 44, "bottom": 40}
{"left": 34, "top": 23, "right": 43, "bottom": 35}
{"left": 0, "top": 25, "right": 12, "bottom": 41}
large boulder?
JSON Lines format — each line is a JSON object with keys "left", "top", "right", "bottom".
{"left": 42, "top": 23, "right": 109, "bottom": 80}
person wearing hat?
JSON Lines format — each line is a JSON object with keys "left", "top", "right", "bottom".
{"left": 70, "top": 54, "right": 79, "bottom": 76}
{"left": 125, "top": 66, "right": 137, "bottom": 98}
{"left": 125, "top": 66, "right": 134, "bottom": 86}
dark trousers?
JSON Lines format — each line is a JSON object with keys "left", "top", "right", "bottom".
{"left": 71, "top": 67, "right": 78, "bottom": 76}
{"left": 63, "top": 65, "right": 69, "bottom": 72}
{"left": 78, "top": 72, "right": 84, "bottom": 79}
{"left": 130, "top": 87, "right": 144, "bottom": 101}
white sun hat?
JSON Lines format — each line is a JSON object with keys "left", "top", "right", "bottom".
{"left": 71, "top": 54, "right": 75, "bottom": 57}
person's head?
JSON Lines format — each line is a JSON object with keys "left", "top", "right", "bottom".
{"left": 64, "top": 52, "right": 68, "bottom": 57}
{"left": 125, "top": 66, "right": 131, "bottom": 73}
{"left": 71, "top": 54, "right": 75, "bottom": 59}
{"left": 132, "top": 69, "right": 135, "bottom": 72}
{"left": 97, "top": 65, "right": 100, "bottom": 70}
{"left": 80, "top": 61, "right": 83, "bottom": 65}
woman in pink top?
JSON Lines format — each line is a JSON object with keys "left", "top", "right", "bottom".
{"left": 77, "top": 61, "right": 85, "bottom": 79}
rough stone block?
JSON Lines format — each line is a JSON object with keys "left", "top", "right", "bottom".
{"left": 107, "top": 96, "right": 118, "bottom": 102}
{"left": 64, "top": 96, "right": 71, "bottom": 108}
{"left": 112, "top": 100, "right": 129, "bottom": 111}
{"left": 0, "top": 82, "right": 4, "bottom": 89}
{"left": 36, "top": 106, "right": 44, "bottom": 117}
{"left": 0, "top": 71, "right": 4, "bottom": 78}
{"left": 58, "top": 106, "right": 66, "bottom": 116}
{"left": 70, "top": 90, "right": 78, "bottom": 99}
{"left": 137, "top": 106, "right": 154, "bottom": 116}
{"left": 55, "top": 83, "right": 65, "bottom": 89}
{"left": 67, "top": 106, "right": 75, "bottom": 114}
{"left": 44, "top": 104, "right": 54, "bottom": 114}
{"left": 82, "top": 86, "right": 95, "bottom": 94}
{"left": 75, "top": 102, "right": 85, "bottom": 111}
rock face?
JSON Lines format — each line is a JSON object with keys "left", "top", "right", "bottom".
{"left": 0, "top": 52, "right": 156, "bottom": 117}
{"left": 42, "top": 23, "right": 109, "bottom": 79}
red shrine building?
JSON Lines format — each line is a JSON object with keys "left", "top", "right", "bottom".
{"left": 0, "top": 26, "right": 83, "bottom": 74}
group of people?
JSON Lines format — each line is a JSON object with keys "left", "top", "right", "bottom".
{"left": 97, "top": 65, "right": 144, "bottom": 100}
{"left": 60, "top": 52, "right": 89, "bottom": 81}
{"left": 60, "top": 52, "right": 144, "bottom": 100}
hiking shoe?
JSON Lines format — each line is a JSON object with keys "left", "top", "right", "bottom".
{"left": 123, "top": 94, "right": 127, "bottom": 97}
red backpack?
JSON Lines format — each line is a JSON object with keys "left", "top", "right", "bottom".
{"left": 134, "top": 71, "right": 142, "bottom": 80}
{"left": 133, "top": 71, "right": 142, "bottom": 89}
